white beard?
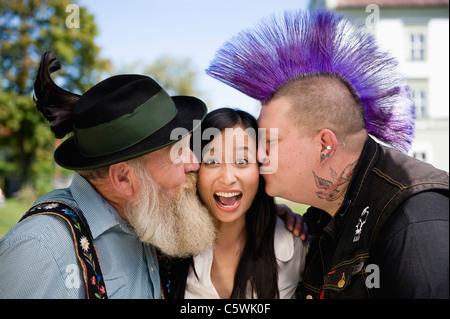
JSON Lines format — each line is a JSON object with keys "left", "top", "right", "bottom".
{"left": 125, "top": 169, "right": 216, "bottom": 258}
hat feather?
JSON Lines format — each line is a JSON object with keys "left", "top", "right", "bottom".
{"left": 33, "top": 51, "right": 80, "bottom": 138}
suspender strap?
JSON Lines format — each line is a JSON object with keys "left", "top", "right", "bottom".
{"left": 20, "top": 201, "right": 108, "bottom": 299}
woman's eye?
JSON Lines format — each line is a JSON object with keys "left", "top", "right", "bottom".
{"left": 236, "top": 158, "right": 248, "bottom": 165}
{"left": 204, "top": 158, "right": 219, "bottom": 166}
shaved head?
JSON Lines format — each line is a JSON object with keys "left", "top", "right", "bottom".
{"left": 270, "top": 75, "right": 366, "bottom": 142}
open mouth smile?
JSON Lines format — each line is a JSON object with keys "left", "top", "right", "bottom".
{"left": 213, "top": 191, "right": 243, "bottom": 210}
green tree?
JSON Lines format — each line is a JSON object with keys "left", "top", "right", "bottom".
{"left": 0, "top": 0, "right": 111, "bottom": 196}
{"left": 142, "top": 54, "right": 201, "bottom": 96}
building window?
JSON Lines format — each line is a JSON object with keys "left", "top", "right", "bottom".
{"left": 410, "top": 33, "right": 426, "bottom": 61}
{"left": 410, "top": 142, "right": 433, "bottom": 165}
{"left": 413, "top": 151, "right": 427, "bottom": 162}
{"left": 407, "top": 79, "right": 428, "bottom": 119}
{"left": 411, "top": 89, "right": 427, "bottom": 118}
{"left": 405, "top": 25, "right": 427, "bottom": 61}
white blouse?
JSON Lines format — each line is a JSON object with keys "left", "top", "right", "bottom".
{"left": 184, "top": 216, "right": 309, "bottom": 299}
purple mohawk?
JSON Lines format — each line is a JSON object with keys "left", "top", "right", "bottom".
{"left": 206, "top": 9, "right": 415, "bottom": 153}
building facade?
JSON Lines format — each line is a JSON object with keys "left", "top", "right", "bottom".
{"left": 313, "top": 0, "right": 449, "bottom": 171}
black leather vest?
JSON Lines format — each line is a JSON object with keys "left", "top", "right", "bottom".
{"left": 299, "top": 137, "right": 449, "bottom": 299}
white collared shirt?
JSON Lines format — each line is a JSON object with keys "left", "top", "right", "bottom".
{"left": 184, "top": 216, "right": 308, "bottom": 299}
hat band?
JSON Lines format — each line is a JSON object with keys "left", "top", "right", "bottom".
{"left": 75, "top": 89, "right": 177, "bottom": 157}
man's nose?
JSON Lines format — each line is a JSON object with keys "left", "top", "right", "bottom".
{"left": 183, "top": 148, "right": 200, "bottom": 173}
{"left": 257, "top": 144, "right": 270, "bottom": 166}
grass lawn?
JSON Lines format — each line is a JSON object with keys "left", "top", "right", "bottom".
{"left": 275, "top": 197, "right": 309, "bottom": 215}
{"left": 0, "top": 198, "right": 31, "bottom": 238}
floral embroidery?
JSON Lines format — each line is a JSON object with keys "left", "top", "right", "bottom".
{"left": 44, "top": 203, "right": 59, "bottom": 209}
{"left": 81, "top": 242, "right": 107, "bottom": 298}
{"left": 62, "top": 207, "right": 77, "bottom": 218}
{"left": 91, "top": 275, "right": 106, "bottom": 299}
{"left": 80, "top": 236, "right": 90, "bottom": 252}
{"left": 20, "top": 201, "right": 108, "bottom": 299}
{"left": 62, "top": 208, "right": 81, "bottom": 231}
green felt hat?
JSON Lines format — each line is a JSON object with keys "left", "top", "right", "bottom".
{"left": 53, "top": 74, "right": 207, "bottom": 170}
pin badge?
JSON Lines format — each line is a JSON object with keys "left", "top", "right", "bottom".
{"left": 337, "top": 273, "right": 345, "bottom": 288}
{"left": 353, "top": 206, "right": 369, "bottom": 242}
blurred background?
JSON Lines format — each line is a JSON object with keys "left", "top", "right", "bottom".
{"left": 1, "top": 0, "right": 448, "bottom": 236}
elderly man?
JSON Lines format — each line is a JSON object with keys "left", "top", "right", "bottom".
{"left": 0, "top": 52, "right": 216, "bottom": 298}
{"left": 207, "top": 9, "right": 449, "bottom": 298}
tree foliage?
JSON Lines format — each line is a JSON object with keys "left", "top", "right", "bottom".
{"left": 136, "top": 54, "right": 201, "bottom": 96}
{"left": 0, "top": 0, "right": 111, "bottom": 196}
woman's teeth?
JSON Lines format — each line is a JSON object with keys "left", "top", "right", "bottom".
{"left": 215, "top": 192, "right": 241, "bottom": 197}
{"left": 214, "top": 192, "right": 242, "bottom": 207}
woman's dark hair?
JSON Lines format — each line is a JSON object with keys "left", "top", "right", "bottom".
{"left": 187, "top": 107, "right": 279, "bottom": 299}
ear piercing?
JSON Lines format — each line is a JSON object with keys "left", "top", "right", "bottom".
{"left": 326, "top": 143, "right": 346, "bottom": 151}
{"left": 322, "top": 143, "right": 346, "bottom": 163}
